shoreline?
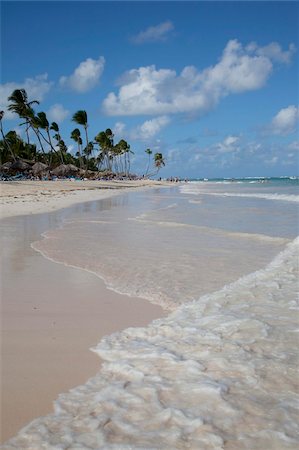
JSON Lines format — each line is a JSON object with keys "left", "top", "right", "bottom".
{"left": 0, "top": 181, "right": 167, "bottom": 443}
{"left": 0, "top": 179, "right": 172, "bottom": 219}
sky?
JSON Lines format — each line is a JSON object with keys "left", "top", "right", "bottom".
{"left": 1, "top": 1, "right": 298, "bottom": 178}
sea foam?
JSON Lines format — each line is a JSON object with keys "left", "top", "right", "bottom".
{"left": 3, "top": 237, "right": 299, "bottom": 450}
{"left": 180, "top": 182, "right": 299, "bottom": 203}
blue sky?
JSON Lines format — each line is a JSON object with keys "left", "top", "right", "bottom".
{"left": 1, "top": 1, "right": 298, "bottom": 178}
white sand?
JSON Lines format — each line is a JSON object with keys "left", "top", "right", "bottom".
{"left": 0, "top": 179, "right": 170, "bottom": 219}
{"left": 0, "top": 180, "right": 167, "bottom": 442}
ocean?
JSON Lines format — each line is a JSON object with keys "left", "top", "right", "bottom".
{"left": 3, "top": 177, "right": 299, "bottom": 449}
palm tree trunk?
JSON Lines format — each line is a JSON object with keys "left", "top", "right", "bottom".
{"left": 25, "top": 122, "right": 30, "bottom": 145}
{"left": 78, "top": 143, "right": 83, "bottom": 169}
{"left": 84, "top": 125, "right": 89, "bottom": 171}
{"left": 31, "top": 127, "right": 50, "bottom": 164}
{"left": 146, "top": 155, "right": 151, "bottom": 175}
{"left": 0, "top": 121, "right": 16, "bottom": 162}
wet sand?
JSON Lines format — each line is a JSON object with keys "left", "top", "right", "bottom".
{"left": 0, "top": 183, "right": 165, "bottom": 443}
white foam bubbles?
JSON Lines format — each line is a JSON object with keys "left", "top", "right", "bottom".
{"left": 180, "top": 182, "right": 299, "bottom": 203}
{"left": 3, "top": 238, "right": 299, "bottom": 449}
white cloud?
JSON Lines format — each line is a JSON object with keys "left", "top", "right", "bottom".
{"left": 131, "top": 116, "right": 170, "bottom": 140}
{"left": 0, "top": 74, "right": 52, "bottom": 119}
{"left": 113, "top": 117, "right": 170, "bottom": 142}
{"left": 131, "top": 21, "right": 174, "bottom": 44}
{"left": 103, "top": 39, "right": 294, "bottom": 117}
{"left": 60, "top": 56, "right": 105, "bottom": 93}
{"left": 269, "top": 105, "right": 299, "bottom": 136}
{"left": 47, "top": 103, "right": 70, "bottom": 122}
{"left": 253, "top": 42, "right": 296, "bottom": 64}
{"left": 113, "top": 121, "right": 126, "bottom": 139}
{"left": 213, "top": 135, "right": 241, "bottom": 154}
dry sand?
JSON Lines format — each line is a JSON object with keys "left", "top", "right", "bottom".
{"left": 0, "top": 180, "right": 167, "bottom": 443}
{"left": 0, "top": 179, "right": 169, "bottom": 219}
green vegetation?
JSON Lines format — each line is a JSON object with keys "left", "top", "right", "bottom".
{"left": 0, "top": 89, "right": 165, "bottom": 178}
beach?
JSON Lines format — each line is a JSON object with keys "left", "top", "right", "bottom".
{"left": 1, "top": 178, "right": 298, "bottom": 449}
{"left": 0, "top": 180, "right": 168, "bottom": 442}
{"left": 0, "top": 179, "right": 170, "bottom": 219}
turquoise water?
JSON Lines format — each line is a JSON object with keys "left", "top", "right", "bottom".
{"left": 3, "top": 181, "right": 299, "bottom": 449}
{"left": 191, "top": 176, "right": 299, "bottom": 186}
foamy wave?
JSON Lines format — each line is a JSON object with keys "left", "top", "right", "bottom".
{"left": 211, "top": 192, "right": 299, "bottom": 203}
{"left": 3, "top": 238, "right": 299, "bottom": 450}
{"left": 180, "top": 184, "right": 299, "bottom": 203}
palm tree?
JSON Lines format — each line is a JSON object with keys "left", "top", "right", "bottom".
{"left": 4, "top": 131, "right": 36, "bottom": 161}
{"left": 0, "top": 111, "right": 16, "bottom": 161}
{"left": 7, "top": 89, "right": 39, "bottom": 145}
{"left": 71, "top": 128, "right": 83, "bottom": 168}
{"left": 95, "top": 129, "right": 114, "bottom": 171}
{"left": 72, "top": 110, "right": 89, "bottom": 169}
{"left": 154, "top": 152, "right": 165, "bottom": 173}
{"left": 71, "top": 128, "right": 82, "bottom": 169}
{"left": 50, "top": 122, "right": 64, "bottom": 164}
{"left": 123, "top": 141, "right": 134, "bottom": 176}
{"left": 72, "top": 110, "right": 89, "bottom": 147}
{"left": 34, "top": 112, "right": 59, "bottom": 165}
{"left": 7, "top": 89, "right": 52, "bottom": 165}
{"left": 145, "top": 148, "right": 152, "bottom": 176}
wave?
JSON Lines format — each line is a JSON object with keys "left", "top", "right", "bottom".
{"left": 130, "top": 217, "right": 290, "bottom": 245}
{"left": 3, "top": 238, "right": 299, "bottom": 450}
{"left": 210, "top": 192, "right": 299, "bottom": 203}
{"left": 180, "top": 184, "right": 299, "bottom": 203}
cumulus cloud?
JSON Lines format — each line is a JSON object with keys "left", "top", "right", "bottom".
{"left": 249, "top": 42, "right": 296, "bottom": 64}
{"left": 0, "top": 74, "right": 52, "bottom": 119}
{"left": 113, "top": 117, "right": 170, "bottom": 142}
{"left": 47, "top": 103, "right": 70, "bottom": 122}
{"left": 268, "top": 105, "right": 299, "bottom": 136}
{"left": 131, "top": 21, "right": 174, "bottom": 44}
{"left": 103, "top": 40, "right": 294, "bottom": 117}
{"left": 60, "top": 56, "right": 105, "bottom": 93}
{"left": 131, "top": 116, "right": 170, "bottom": 140}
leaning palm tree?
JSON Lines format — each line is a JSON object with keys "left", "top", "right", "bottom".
{"left": 72, "top": 111, "right": 89, "bottom": 147}
{"left": 72, "top": 110, "right": 89, "bottom": 169}
{"left": 154, "top": 152, "right": 165, "bottom": 173}
{"left": 71, "top": 128, "right": 83, "bottom": 168}
{"left": 33, "top": 112, "right": 59, "bottom": 165}
{"left": 145, "top": 148, "right": 152, "bottom": 176}
{"left": 7, "top": 89, "right": 39, "bottom": 145}
{"left": 7, "top": 89, "right": 51, "bottom": 164}
{"left": 0, "top": 110, "right": 16, "bottom": 161}
{"left": 50, "top": 122, "right": 64, "bottom": 164}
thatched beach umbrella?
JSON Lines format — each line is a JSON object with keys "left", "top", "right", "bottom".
{"left": 0, "top": 161, "right": 13, "bottom": 172}
{"left": 32, "top": 162, "right": 48, "bottom": 176}
{"left": 51, "top": 164, "right": 68, "bottom": 177}
{"left": 65, "top": 164, "right": 79, "bottom": 175}
{"left": 10, "top": 159, "right": 30, "bottom": 172}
